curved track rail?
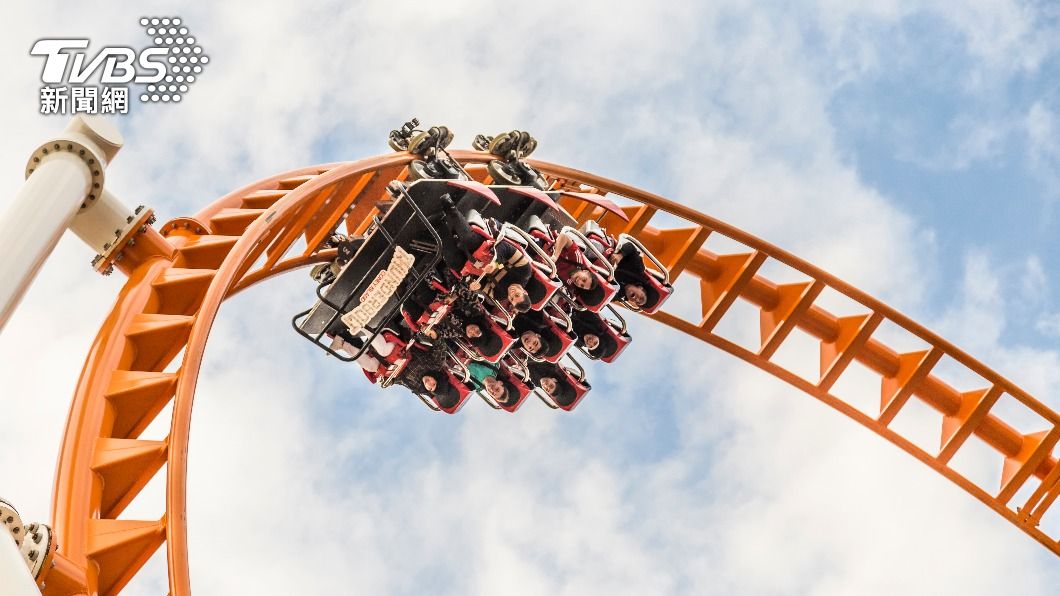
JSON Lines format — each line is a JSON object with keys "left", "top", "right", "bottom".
{"left": 44, "top": 151, "right": 1059, "bottom": 594}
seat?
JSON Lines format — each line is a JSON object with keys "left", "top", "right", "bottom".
{"left": 414, "top": 349, "right": 476, "bottom": 414}
{"left": 632, "top": 270, "right": 674, "bottom": 315}
{"left": 456, "top": 311, "right": 517, "bottom": 364}
{"left": 526, "top": 260, "right": 563, "bottom": 309}
{"left": 525, "top": 214, "right": 554, "bottom": 241}
{"left": 482, "top": 360, "right": 533, "bottom": 413}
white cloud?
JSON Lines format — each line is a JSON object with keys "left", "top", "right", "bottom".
{"left": 1, "top": 2, "right": 1059, "bottom": 595}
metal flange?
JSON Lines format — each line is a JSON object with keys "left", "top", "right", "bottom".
{"left": 89, "top": 206, "right": 156, "bottom": 276}
{"left": 0, "top": 497, "right": 25, "bottom": 548}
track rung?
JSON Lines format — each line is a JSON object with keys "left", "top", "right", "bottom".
{"left": 759, "top": 280, "right": 825, "bottom": 360}
{"left": 699, "top": 251, "right": 767, "bottom": 332}
{"left": 1018, "top": 457, "right": 1060, "bottom": 526}
{"left": 209, "top": 208, "right": 265, "bottom": 236}
{"left": 104, "top": 371, "right": 178, "bottom": 439}
{"left": 91, "top": 438, "right": 168, "bottom": 519}
{"left": 999, "top": 427, "right": 1060, "bottom": 504}
{"left": 240, "top": 189, "right": 287, "bottom": 209}
{"left": 123, "top": 314, "right": 194, "bottom": 372}
{"left": 938, "top": 386, "right": 1003, "bottom": 464}
{"left": 644, "top": 226, "right": 712, "bottom": 278}
{"left": 150, "top": 268, "right": 216, "bottom": 316}
{"left": 277, "top": 174, "right": 315, "bottom": 190}
{"left": 87, "top": 518, "right": 166, "bottom": 596}
{"left": 173, "top": 235, "right": 238, "bottom": 270}
{"left": 818, "top": 312, "right": 883, "bottom": 391}
{"left": 878, "top": 347, "right": 943, "bottom": 426}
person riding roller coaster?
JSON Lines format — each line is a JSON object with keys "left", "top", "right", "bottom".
{"left": 609, "top": 239, "right": 659, "bottom": 310}
{"left": 369, "top": 334, "right": 467, "bottom": 410}
{"left": 548, "top": 235, "right": 605, "bottom": 306}
{"left": 451, "top": 301, "right": 505, "bottom": 359}
{"left": 466, "top": 360, "right": 517, "bottom": 406}
{"left": 570, "top": 309, "right": 619, "bottom": 360}
{"left": 433, "top": 193, "right": 533, "bottom": 313}
{"left": 513, "top": 309, "right": 562, "bottom": 360}
{"left": 526, "top": 361, "right": 577, "bottom": 408}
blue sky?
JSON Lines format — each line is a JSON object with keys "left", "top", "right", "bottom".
{"left": 1, "top": 2, "right": 1060, "bottom": 594}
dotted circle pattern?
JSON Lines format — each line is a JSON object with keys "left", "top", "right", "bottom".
{"left": 138, "top": 17, "right": 207, "bottom": 103}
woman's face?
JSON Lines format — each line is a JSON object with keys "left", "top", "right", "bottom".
{"left": 465, "top": 323, "right": 483, "bottom": 338}
{"left": 583, "top": 333, "right": 600, "bottom": 351}
{"left": 624, "top": 283, "right": 647, "bottom": 307}
{"left": 540, "top": 376, "right": 559, "bottom": 395}
{"left": 521, "top": 331, "right": 543, "bottom": 354}
{"left": 422, "top": 375, "right": 438, "bottom": 392}
{"left": 570, "top": 269, "right": 594, "bottom": 290}
{"left": 484, "top": 376, "right": 507, "bottom": 401}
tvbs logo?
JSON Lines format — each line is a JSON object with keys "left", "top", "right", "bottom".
{"left": 32, "top": 17, "right": 209, "bottom": 115}
{"left": 31, "top": 39, "right": 168, "bottom": 85}
{"left": 31, "top": 40, "right": 168, "bottom": 85}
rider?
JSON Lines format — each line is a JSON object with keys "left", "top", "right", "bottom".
{"left": 527, "top": 361, "right": 577, "bottom": 407}
{"left": 394, "top": 341, "right": 462, "bottom": 410}
{"left": 434, "top": 194, "right": 533, "bottom": 312}
{"left": 513, "top": 310, "right": 562, "bottom": 360}
{"left": 466, "top": 360, "right": 517, "bottom": 406}
{"left": 570, "top": 309, "right": 619, "bottom": 360}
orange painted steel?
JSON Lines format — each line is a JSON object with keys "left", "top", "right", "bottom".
{"left": 46, "top": 151, "right": 1059, "bottom": 594}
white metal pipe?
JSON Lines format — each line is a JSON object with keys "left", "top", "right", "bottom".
{"left": 69, "top": 188, "right": 134, "bottom": 254}
{"left": 0, "top": 529, "right": 41, "bottom": 596}
{"left": 0, "top": 152, "right": 92, "bottom": 332}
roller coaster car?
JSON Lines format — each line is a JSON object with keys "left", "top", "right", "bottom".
{"left": 530, "top": 357, "right": 592, "bottom": 411}
{"left": 292, "top": 179, "right": 496, "bottom": 360}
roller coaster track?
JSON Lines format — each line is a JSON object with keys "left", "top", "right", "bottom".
{"left": 42, "top": 151, "right": 1059, "bottom": 594}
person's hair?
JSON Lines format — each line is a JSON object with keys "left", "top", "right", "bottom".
{"left": 552, "top": 381, "right": 576, "bottom": 407}
{"left": 512, "top": 296, "right": 532, "bottom": 312}
{"left": 540, "top": 333, "right": 561, "bottom": 359}
{"left": 589, "top": 332, "right": 618, "bottom": 359}
{"left": 472, "top": 329, "right": 503, "bottom": 357}
{"left": 641, "top": 281, "right": 661, "bottom": 309}
{"left": 499, "top": 380, "right": 518, "bottom": 405}
{"left": 577, "top": 281, "right": 606, "bottom": 307}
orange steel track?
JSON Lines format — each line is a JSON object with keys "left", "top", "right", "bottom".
{"left": 44, "top": 151, "right": 1060, "bottom": 594}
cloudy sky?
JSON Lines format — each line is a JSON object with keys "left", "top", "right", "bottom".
{"left": 2, "top": 1, "right": 1060, "bottom": 594}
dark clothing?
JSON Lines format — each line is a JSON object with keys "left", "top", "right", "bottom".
{"left": 513, "top": 310, "right": 561, "bottom": 358}
{"left": 437, "top": 202, "right": 491, "bottom": 272}
{"left": 613, "top": 241, "right": 647, "bottom": 287}
{"left": 571, "top": 310, "right": 618, "bottom": 359}
{"left": 527, "top": 361, "right": 577, "bottom": 407}
{"left": 433, "top": 204, "right": 533, "bottom": 303}
{"left": 395, "top": 342, "right": 459, "bottom": 409}
{"left": 480, "top": 242, "right": 533, "bottom": 302}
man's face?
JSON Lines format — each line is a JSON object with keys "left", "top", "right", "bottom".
{"left": 508, "top": 284, "right": 529, "bottom": 305}
{"left": 521, "top": 331, "right": 542, "bottom": 354}
{"left": 570, "top": 269, "right": 594, "bottom": 290}
{"left": 583, "top": 333, "right": 600, "bottom": 351}
{"left": 465, "top": 323, "right": 482, "bottom": 338}
{"left": 624, "top": 283, "right": 647, "bottom": 307}
{"left": 422, "top": 375, "right": 437, "bottom": 392}
{"left": 540, "top": 376, "right": 559, "bottom": 395}
{"left": 484, "top": 376, "right": 507, "bottom": 400}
